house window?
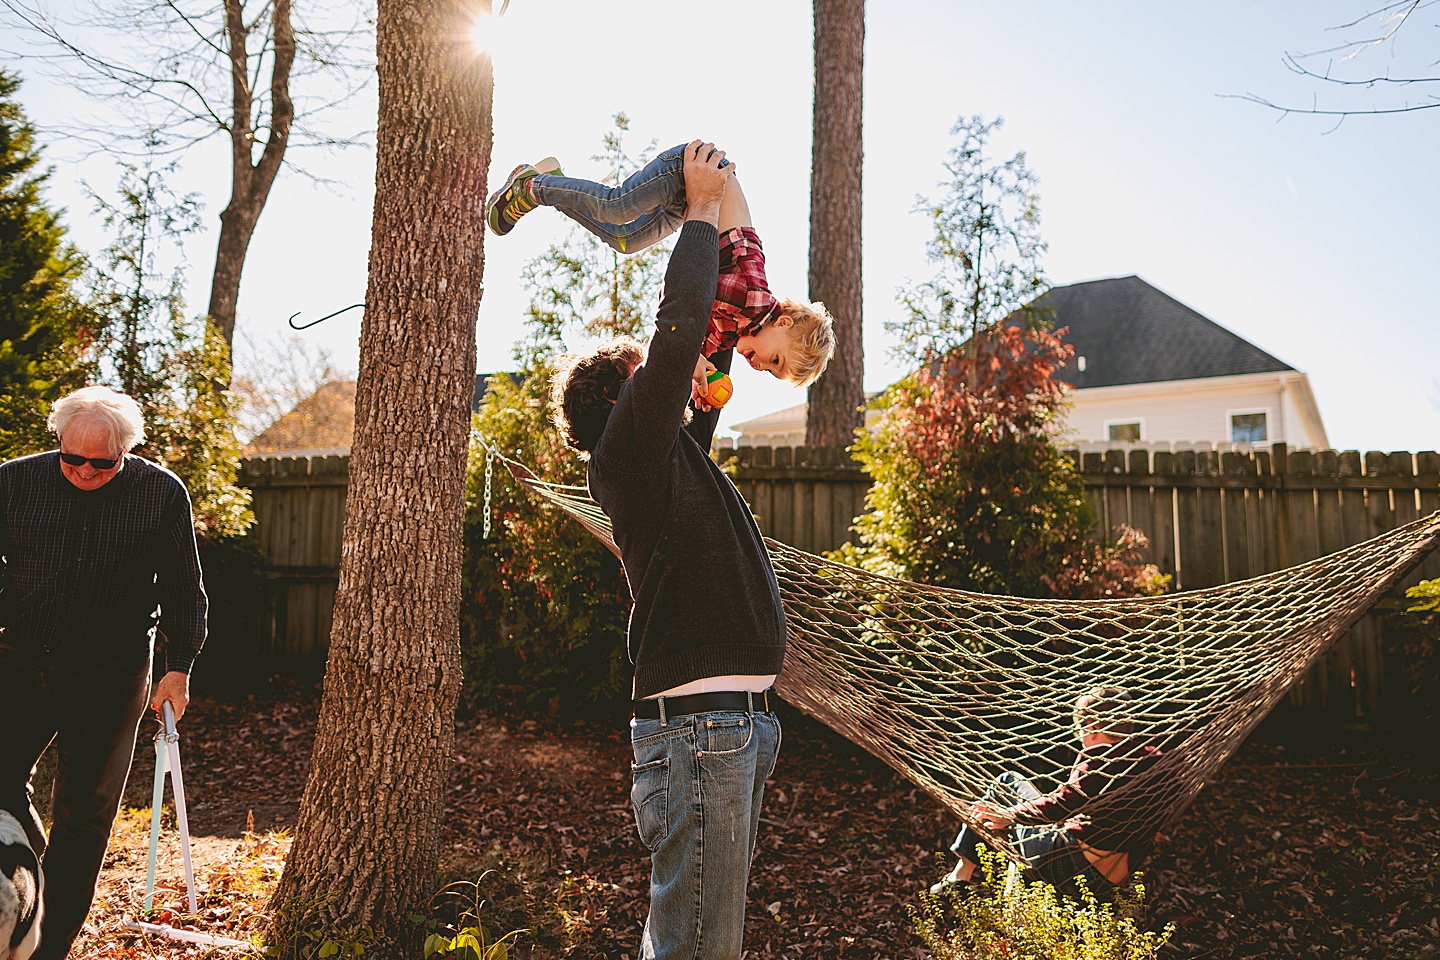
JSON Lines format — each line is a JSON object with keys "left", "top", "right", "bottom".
{"left": 1230, "top": 412, "right": 1268, "bottom": 443}
{"left": 1106, "top": 420, "right": 1143, "bottom": 443}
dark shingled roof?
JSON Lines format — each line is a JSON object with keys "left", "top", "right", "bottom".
{"left": 1034, "top": 276, "right": 1293, "bottom": 389}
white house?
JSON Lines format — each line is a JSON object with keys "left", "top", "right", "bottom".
{"left": 729, "top": 276, "right": 1329, "bottom": 450}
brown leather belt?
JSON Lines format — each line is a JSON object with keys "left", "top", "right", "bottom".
{"left": 631, "top": 688, "right": 775, "bottom": 721}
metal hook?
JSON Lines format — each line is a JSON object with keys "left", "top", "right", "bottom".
{"left": 288, "top": 302, "right": 364, "bottom": 331}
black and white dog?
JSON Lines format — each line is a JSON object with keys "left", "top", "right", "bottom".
{"left": 0, "top": 811, "right": 41, "bottom": 960}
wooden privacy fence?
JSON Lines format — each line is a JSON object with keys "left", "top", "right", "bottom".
{"left": 238, "top": 444, "right": 1440, "bottom": 718}
{"left": 1075, "top": 444, "right": 1440, "bottom": 717}
{"left": 722, "top": 445, "right": 871, "bottom": 557}
{"left": 239, "top": 454, "right": 349, "bottom": 662}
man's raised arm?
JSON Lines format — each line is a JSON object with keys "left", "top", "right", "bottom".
{"left": 610, "top": 142, "right": 734, "bottom": 463}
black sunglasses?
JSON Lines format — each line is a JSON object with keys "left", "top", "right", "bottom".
{"left": 60, "top": 452, "right": 121, "bottom": 470}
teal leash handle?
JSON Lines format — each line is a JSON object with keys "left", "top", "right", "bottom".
{"left": 162, "top": 701, "right": 199, "bottom": 915}
{"left": 143, "top": 731, "right": 167, "bottom": 914}
{"left": 141, "top": 702, "right": 199, "bottom": 916}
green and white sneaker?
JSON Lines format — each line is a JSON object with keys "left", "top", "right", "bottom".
{"left": 485, "top": 157, "right": 562, "bottom": 236}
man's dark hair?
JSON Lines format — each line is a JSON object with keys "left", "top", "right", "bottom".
{"left": 550, "top": 338, "right": 646, "bottom": 454}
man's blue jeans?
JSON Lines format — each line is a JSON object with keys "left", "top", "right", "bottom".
{"left": 630, "top": 707, "right": 781, "bottom": 960}
{"left": 531, "top": 142, "right": 726, "bottom": 254}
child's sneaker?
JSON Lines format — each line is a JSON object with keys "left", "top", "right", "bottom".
{"left": 486, "top": 157, "right": 562, "bottom": 236}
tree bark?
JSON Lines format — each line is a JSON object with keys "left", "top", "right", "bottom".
{"left": 805, "top": 0, "right": 865, "bottom": 449}
{"left": 266, "top": 0, "right": 491, "bottom": 952}
{"left": 207, "top": 0, "right": 296, "bottom": 352}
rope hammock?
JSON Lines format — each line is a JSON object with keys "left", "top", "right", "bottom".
{"left": 484, "top": 445, "right": 1440, "bottom": 872}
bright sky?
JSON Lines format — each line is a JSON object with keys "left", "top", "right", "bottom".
{"left": 13, "top": 0, "right": 1440, "bottom": 452}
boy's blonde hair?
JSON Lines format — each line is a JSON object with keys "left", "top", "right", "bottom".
{"left": 777, "top": 298, "right": 836, "bottom": 388}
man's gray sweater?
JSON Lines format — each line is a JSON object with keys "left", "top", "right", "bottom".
{"left": 588, "top": 220, "right": 787, "bottom": 699}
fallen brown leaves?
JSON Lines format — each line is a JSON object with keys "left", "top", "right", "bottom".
{"left": 1145, "top": 736, "right": 1440, "bottom": 959}
{"left": 71, "top": 681, "right": 1439, "bottom": 959}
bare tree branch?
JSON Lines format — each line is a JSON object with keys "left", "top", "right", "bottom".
{"left": 1223, "top": 91, "right": 1440, "bottom": 117}
{"left": 0, "top": 0, "right": 375, "bottom": 354}
{"left": 1236, "top": 2, "right": 1440, "bottom": 120}
{"left": 1332, "top": 0, "right": 1419, "bottom": 63}
{"left": 1327, "top": 0, "right": 1423, "bottom": 33}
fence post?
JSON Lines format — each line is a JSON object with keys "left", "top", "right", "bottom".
{"left": 1271, "top": 443, "right": 1293, "bottom": 571}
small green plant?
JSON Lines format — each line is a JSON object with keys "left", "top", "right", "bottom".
{"left": 913, "top": 848, "right": 1172, "bottom": 959}
{"left": 416, "top": 874, "right": 527, "bottom": 960}
{"left": 263, "top": 894, "right": 375, "bottom": 959}
{"left": 1407, "top": 578, "right": 1440, "bottom": 613}
{"left": 1388, "top": 579, "right": 1440, "bottom": 733}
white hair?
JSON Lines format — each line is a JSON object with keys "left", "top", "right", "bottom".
{"left": 47, "top": 385, "right": 146, "bottom": 456}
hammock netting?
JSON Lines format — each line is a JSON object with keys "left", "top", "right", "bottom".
{"left": 490, "top": 449, "right": 1440, "bottom": 872}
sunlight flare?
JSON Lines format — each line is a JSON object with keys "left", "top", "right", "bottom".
{"left": 469, "top": 10, "right": 498, "bottom": 54}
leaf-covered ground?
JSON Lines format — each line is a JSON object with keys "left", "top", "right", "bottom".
{"left": 69, "top": 680, "right": 1439, "bottom": 958}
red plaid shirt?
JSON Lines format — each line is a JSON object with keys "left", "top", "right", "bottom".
{"left": 702, "top": 227, "right": 780, "bottom": 357}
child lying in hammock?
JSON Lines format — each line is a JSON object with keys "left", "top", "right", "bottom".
{"left": 933, "top": 686, "right": 1163, "bottom": 900}
{"left": 486, "top": 140, "right": 836, "bottom": 400}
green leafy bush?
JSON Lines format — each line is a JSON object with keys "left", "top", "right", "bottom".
{"left": 915, "top": 849, "right": 1172, "bottom": 959}
{"left": 836, "top": 327, "right": 1167, "bottom": 599}
{"left": 85, "top": 161, "right": 253, "bottom": 537}
{"left": 461, "top": 370, "right": 632, "bottom": 721}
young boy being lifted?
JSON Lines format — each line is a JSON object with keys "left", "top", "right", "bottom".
{"left": 486, "top": 139, "right": 836, "bottom": 400}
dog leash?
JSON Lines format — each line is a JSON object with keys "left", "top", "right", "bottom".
{"left": 126, "top": 700, "right": 254, "bottom": 950}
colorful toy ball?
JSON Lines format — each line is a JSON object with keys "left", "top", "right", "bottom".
{"left": 698, "top": 369, "right": 734, "bottom": 408}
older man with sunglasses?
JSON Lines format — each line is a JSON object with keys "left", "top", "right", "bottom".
{"left": 0, "top": 385, "right": 207, "bottom": 959}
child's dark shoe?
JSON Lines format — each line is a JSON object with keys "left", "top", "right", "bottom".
{"left": 928, "top": 863, "right": 973, "bottom": 895}
{"left": 486, "top": 157, "right": 563, "bottom": 236}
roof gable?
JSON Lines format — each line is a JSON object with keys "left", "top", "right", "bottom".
{"left": 1036, "top": 276, "right": 1293, "bottom": 389}
{"left": 247, "top": 379, "right": 357, "bottom": 454}
{"left": 246, "top": 373, "right": 522, "bottom": 455}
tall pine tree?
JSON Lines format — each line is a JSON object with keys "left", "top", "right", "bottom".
{"left": 0, "top": 70, "right": 94, "bottom": 457}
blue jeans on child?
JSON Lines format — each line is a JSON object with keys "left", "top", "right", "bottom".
{"left": 531, "top": 142, "right": 728, "bottom": 254}
{"left": 949, "top": 771, "right": 1117, "bottom": 900}
{"left": 630, "top": 705, "right": 781, "bottom": 960}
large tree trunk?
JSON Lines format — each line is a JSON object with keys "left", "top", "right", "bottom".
{"left": 805, "top": 0, "right": 865, "bottom": 449}
{"left": 207, "top": 0, "right": 296, "bottom": 352}
{"left": 266, "top": 0, "right": 491, "bottom": 952}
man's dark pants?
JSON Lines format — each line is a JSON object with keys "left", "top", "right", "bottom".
{"left": 0, "top": 639, "right": 152, "bottom": 959}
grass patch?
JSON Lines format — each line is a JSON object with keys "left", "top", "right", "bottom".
{"left": 77, "top": 805, "right": 286, "bottom": 957}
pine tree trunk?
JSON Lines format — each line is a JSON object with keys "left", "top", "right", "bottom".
{"left": 266, "top": 1, "right": 492, "bottom": 953}
{"left": 805, "top": 0, "right": 865, "bottom": 449}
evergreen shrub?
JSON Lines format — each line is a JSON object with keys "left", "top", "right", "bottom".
{"left": 461, "top": 367, "right": 631, "bottom": 721}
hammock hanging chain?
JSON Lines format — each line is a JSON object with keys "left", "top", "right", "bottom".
{"left": 483, "top": 446, "right": 494, "bottom": 540}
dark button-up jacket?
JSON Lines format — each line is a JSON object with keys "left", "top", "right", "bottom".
{"left": 0, "top": 450, "right": 207, "bottom": 673}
